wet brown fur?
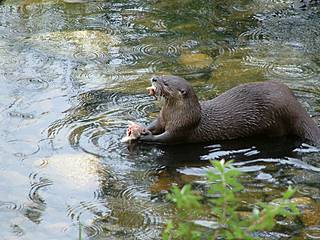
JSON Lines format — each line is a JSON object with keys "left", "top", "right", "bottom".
{"left": 140, "top": 75, "right": 320, "bottom": 145}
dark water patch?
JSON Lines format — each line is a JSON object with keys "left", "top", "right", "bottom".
{"left": 245, "top": 50, "right": 320, "bottom": 83}
{"left": 241, "top": 6, "right": 320, "bottom": 84}
{"left": 127, "top": 137, "right": 299, "bottom": 170}
{"left": 61, "top": 0, "right": 111, "bottom": 16}
{"left": 134, "top": 137, "right": 320, "bottom": 197}
{"left": 294, "top": 0, "right": 320, "bottom": 10}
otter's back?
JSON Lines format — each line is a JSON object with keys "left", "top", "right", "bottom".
{"left": 191, "top": 81, "right": 320, "bottom": 143}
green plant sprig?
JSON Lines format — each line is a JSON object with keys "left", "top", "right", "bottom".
{"left": 163, "top": 159, "right": 300, "bottom": 240}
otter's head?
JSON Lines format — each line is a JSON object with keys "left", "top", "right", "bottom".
{"left": 147, "top": 75, "right": 197, "bottom": 104}
{"left": 147, "top": 75, "right": 201, "bottom": 131}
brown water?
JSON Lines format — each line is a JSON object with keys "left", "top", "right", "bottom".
{"left": 1, "top": 0, "right": 320, "bottom": 239}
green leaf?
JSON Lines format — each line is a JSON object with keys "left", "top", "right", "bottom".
{"left": 163, "top": 220, "right": 174, "bottom": 240}
{"left": 282, "top": 186, "right": 295, "bottom": 199}
{"left": 163, "top": 159, "right": 300, "bottom": 240}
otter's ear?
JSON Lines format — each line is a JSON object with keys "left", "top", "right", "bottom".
{"left": 179, "top": 89, "right": 187, "bottom": 96}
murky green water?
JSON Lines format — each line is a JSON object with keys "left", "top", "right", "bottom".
{"left": 1, "top": 0, "right": 320, "bottom": 239}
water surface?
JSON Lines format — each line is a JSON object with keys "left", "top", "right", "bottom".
{"left": 1, "top": 0, "right": 320, "bottom": 239}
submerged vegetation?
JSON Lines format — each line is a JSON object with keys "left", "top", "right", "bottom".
{"left": 164, "top": 160, "right": 299, "bottom": 240}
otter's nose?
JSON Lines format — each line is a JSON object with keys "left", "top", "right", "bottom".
{"left": 151, "top": 76, "right": 159, "bottom": 82}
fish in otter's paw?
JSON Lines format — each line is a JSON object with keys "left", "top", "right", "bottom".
{"left": 124, "top": 75, "right": 320, "bottom": 145}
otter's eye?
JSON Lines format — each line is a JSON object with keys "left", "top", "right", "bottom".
{"left": 179, "top": 89, "right": 186, "bottom": 95}
{"left": 163, "top": 82, "right": 168, "bottom": 86}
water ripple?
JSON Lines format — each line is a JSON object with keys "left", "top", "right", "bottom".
{"left": 239, "top": 27, "right": 273, "bottom": 41}
{"left": 66, "top": 197, "right": 164, "bottom": 239}
{"left": 240, "top": 9, "right": 320, "bottom": 86}
{"left": 5, "top": 140, "right": 40, "bottom": 159}
{"left": 48, "top": 91, "right": 155, "bottom": 156}
{"left": 111, "top": 184, "right": 151, "bottom": 200}
{"left": 126, "top": 40, "right": 184, "bottom": 70}
{"left": 234, "top": 157, "right": 320, "bottom": 172}
{"left": 0, "top": 201, "right": 23, "bottom": 211}
{"left": 66, "top": 200, "right": 107, "bottom": 238}
{"left": 201, "top": 145, "right": 257, "bottom": 160}
{"left": 243, "top": 45, "right": 320, "bottom": 82}
{"left": 26, "top": 30, "right": 119, "bottom": 64}
{"left": 305, "top": 226, "right": 320, "bottom": 239}
{"left": 132, "top": 44, "right": 157, "bottom": 56}
{"left": 16, "top": 77, "right": 49, "bottom": 91}
{"left": 105, "top": 198, "right": 164, "bottom": 238}
{"left": 28, "top": 172, "right": 53, "bottom": 204}
{"left": 270, "top": 62, "right": 318, "bottom": 81}
{"left": 244, "top": 54, "right": 275, "bottom": 71}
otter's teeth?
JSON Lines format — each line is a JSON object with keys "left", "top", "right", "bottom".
{"left": 146, "top": 86, "right": 156, "bottom": 96}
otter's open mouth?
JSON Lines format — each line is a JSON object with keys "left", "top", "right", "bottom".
{"left": 146, "top": 77, "right": 168, "bottom": 100}
{"left": 146, "top": 83, "right": 164, "bottom": 99}
{"left": 146, "top": 85, "right": 156, "bottom": 96}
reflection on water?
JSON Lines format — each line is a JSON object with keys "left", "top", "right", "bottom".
{"left": 0, "top": 0, "right": 320, "bottom": 239}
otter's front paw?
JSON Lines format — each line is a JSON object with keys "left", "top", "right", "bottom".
{"left": 121, "top": 122, "right": 150, "bottom": 143}
{"left": 138, "top": 133, "right": 154, "bottom": 142}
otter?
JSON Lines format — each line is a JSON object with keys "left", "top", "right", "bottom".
{"left": 125, "top": 75, "right": 320, "bottom": 145}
